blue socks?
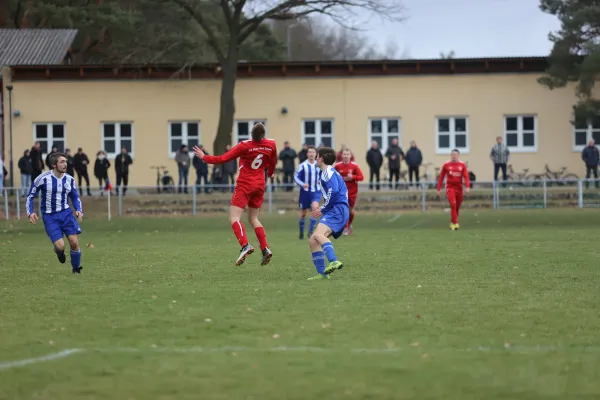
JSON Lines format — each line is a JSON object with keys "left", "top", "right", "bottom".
{"left": 322, "top": 242, "right": 337, "bottom": 262}
{"left": 299, "top": 218, "right": 306, "bottom": 236}
{"left": 308, "top": 217, "right": 317, "bottom": 232}
{"left": 70, "top": 250, "right": 81, "bottom": 270}
{"left": 312, "top": 251, "right": 326, "bottom": 275}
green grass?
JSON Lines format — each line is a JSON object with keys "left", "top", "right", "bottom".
{"left": 1, "top": 210, "right": 600, "bottom": 399}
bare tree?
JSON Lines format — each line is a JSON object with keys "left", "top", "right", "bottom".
{"left": 165, "top": 0, "right": 405, "bottom": 156}
{"left": 439, "top": 50, "right": 455, "bottom": 59}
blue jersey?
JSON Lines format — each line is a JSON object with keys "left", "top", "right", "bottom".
{"left": 26, "top": 171, "right": 83, "bottom": 216}
{"left": 319, "top": 166, "right": 349, "bottom": 213}
{"left": 294, "top": 160, "right": 320, "bottom": 192}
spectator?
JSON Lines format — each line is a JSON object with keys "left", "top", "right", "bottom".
{"left": 279, "top": 141, "right": 297, "bottom": 191}
{"left": 115, "top": 147, "right": 133, "bottom": 196}
{"left": 366, "top": 141, "right": 383, "bottom": 190}
{"left": 94, "top": 150, "right": 111, "bottom": 196}
{"left": 45, "top": 146, "right": 58, "bottom": 169}
{"left": 175, "top": 144, "right": 190, "bottom": 194}
{"left": 582, "top": 139, "right": 599, "bottom": 189}
{"left": 18, "top": 149, "right": 33, "bottom": 195}
{"left": 65, "top": 149, "right": 75, "bottom": 177}
{"left": 405, "top": 141, "right": 423, "bottom": 188}
{"left": 30, "top": 142, "right": 44, "bottom": 181}
{"left": 193, "top": 145, "right": 210, "bottom": 194}
{"left": 223, "top": 144, "right": 237, "bottom": 193}
{"left": 74, "top": 147, "right": 92, "bottom": 196}
{"left": 298, "top": 143, "right": 309, "bottom": 163}
{"left": 490, "top": 136, "right": 510, "bottom": 183}
{"left": 385, "top": 138, "right": 404, "bottom": 189}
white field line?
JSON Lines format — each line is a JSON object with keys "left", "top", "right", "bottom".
{"left": 2, "top": 345, "right": 600, "bottom": 371}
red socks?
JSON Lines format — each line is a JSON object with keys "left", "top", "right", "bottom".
{"left": 231, "top": 221, "right": 248, "bottom": 247}
{"left": 349, "top": 211, "right": 355, "bottom": 226}
{"left": 254, "top": 227, "right": 268, "bottom": 251}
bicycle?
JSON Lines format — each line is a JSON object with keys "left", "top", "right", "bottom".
{"left": 150, "top": 165, "right": 175, "bottom": 193}
{"left": 544, "top": 164, "right": 579, "bottom": 185}
{"left": 507, "top": 164, "right": 544, "bottom": 186}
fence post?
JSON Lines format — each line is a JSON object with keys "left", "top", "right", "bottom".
{"left": 107, "top": 190, "right": 112, "bottom": 221}
{"left": 118, "top": 190, "right": 123, "bottom": 217}
{"left": 3, "top": 190, "right": 8, "bottom": 220}
{"left": 578, "top": 180, "right": 583, "bottom": 208}
{"left": 421, "top": 182, "right": 426, "bottom": 212}
{"left": 543, "top": 179, "right": 548, "bottom": 209}
{"left": 15, "top": 189, "right": 21, "bottom": 219}
{"left": 268, "top": 184, "right": 273, "bottom": 214}
{"left": 192, "top": 188, "right": 197, "bottom": 216}
{"left": 492, "top": 181, "right": 497, "bottom": 210}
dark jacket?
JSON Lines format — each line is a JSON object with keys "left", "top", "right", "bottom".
{"left": 279, "top": 147, "right": 297, "bottom": 173}
{"left": 30, "top": 147, "right": 44, "bottom": 173}
{"left": 385, "top": 145, "right": 405, "bottom": 170}
{"left": 298, "top": 149, "right": 308, "bottom": 163}
{"left": 366, "top": 148, "right": 383, "bottom": 169}
{"left": 582, "top": 146, "right": 599, "bottom": 167}
{"left": 94, "top": 158, "right": 111, "bottom": 179}
{"left": 405, "top": 147, "right": 423, "bottom": 168}
{"left": 66, "top": 156, "right": 75, "bottom": 176}
{"left": 193, "top": 152, "right": 210, "bottom": 175}
{"left": 223, "top": 158, "right": 237, "bottom": 175}
{"left": 74, "top": 152, "right": 90, "bottom": 173}
{"left": 115, "top": 153, "right": 133, "bottom": 175}
{"left": 18, "top": 152, "right": 33, "bottom": 175}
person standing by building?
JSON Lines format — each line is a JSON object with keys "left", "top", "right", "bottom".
{"left": 18, "top": 149, "right": 33, "bottom": 195}
{"left": 279, "top": 141, "right": 297, "bottom": 191}
{"left": 30, "top": 142, "right": 44, "bottom": 181}
{"left": 490, "top": 136, "right": 509, "bottom": 184}
{"left": 74, "top": 147, "right": 92, "bottom": 196}
{"left": 405, "top": 141, "right": 423, "bottom": 188}
{"left": 385, "top": 138, "right": 404, "bottom": 189}
{"left": 366, "top": 141, "right": 383, "bottom": 191}
{"left": 114, "top": 147, "right": 133, "bottom": 195}
{"left": 582, "top": 139, "right": 599, "bottom": 189}
{"left": 175, "top": 144, "right": 191, "bottom": 194}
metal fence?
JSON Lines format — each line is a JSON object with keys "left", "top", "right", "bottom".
{"left": 2, "top": 178, "right": 600, "bottom": 220}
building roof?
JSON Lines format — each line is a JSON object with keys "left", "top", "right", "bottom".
{"left": 0, "top": 29, "right": 77, "bottom": 66}
{"left": 9, "top": 56, "right": 550, "bottom": 81}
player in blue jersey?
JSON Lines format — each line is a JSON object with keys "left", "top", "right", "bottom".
{"left": 294, "top": 146, "right": 321, "bottom": 239}
{"left": 27, "top": 153, "right": 84, "bottom": 274}
{"left": 307, "top": 147, "right": 349, "bottom": 280}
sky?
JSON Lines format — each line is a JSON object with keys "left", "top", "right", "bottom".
{"left": 363, "top": 0, "right": 561, "bottom": 59}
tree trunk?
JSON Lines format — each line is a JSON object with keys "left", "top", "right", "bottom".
{"left": 213, "top": 55, "right": 238, "bottom": 156}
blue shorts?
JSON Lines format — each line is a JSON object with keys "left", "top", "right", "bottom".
{"left": 42, "top": 208, "right": 82, "bottom": 243}
{"left": 299, "top": 190, "right": 321, "bottom": 210}
{"left": 319, "top": 204, "right": 350, "bottom": 239}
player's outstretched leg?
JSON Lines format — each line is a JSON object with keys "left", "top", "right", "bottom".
{"left": 230, "top": 206, "right": 254, "bottom": 266}
{"left": 307, "top": 228, "right": 329, "bottom": 280}
{"left": 248, "top": 207, "right": 271, "bottom": 266}
{"left": 53, "top": 239, "right": 67, "bottom": 264}
{"left": 67, "top": 235, "right": 82, "bottom": 274}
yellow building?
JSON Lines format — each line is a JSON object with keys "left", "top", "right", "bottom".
{"left": 1, "top": 57, "right": 596, "bottom": 187}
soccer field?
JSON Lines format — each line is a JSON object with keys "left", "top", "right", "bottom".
{"left": 1, "top": 209, "right": 599, "bottom": 399}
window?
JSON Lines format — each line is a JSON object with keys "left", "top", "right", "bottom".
{"left": 504, "top": 115, "right": 537, "bottom": 152}
{"left": 235, "top": 120, "right": 267, "bottom": 143}
{"left": 102, "top": 122, "right": 134, "bottom": 157}
{"left": 573, "top": 115, "right": 600, "bottom": 151}
{"left": 33, "top": 123, "right": 66, "bottom": 155}
{"left": 169, "top": 121, "right": 200, "bottom": 156}
{"left": 369, "top": 118, "right": 400, "bottom": 152}
{"left": 435, "top": 116, "right": 468, "bottom": 154}
{"left": 302, "top": 119, "right": 334, "bottom": 148}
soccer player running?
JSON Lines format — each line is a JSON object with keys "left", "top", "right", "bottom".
{"left": 294, "top": 146, "right": 321, "bottom": 239}
{"left": 334, "top": 148, "right": 364, "bottom": 235}
{"left": 27, "top": 153, "right": 84, "bottom": 273}
{"left": 437, "top": 148, "right": 470, "bottom": 230}
{"left": 192, "top": 123, "right": 276, "bottom": 266}
{"left": 307, "top": 147, "right": 349, "bottom": 280}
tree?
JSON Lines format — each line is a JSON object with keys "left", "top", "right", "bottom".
{"left": 163, "top": 0, "right": 405, "bottom": 156}
{"left": 439, "top": 50, "right": 455, "bottom": 59}
{"left": 539, "top": 0, "right": 600, "bottom": 122}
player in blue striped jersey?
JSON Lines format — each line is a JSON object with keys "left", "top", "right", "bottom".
{"left": 294, "top": 146, "right": 321, "bottom": 239}
{"left": 27, "top": 153, "right": 84, "bottom": 274}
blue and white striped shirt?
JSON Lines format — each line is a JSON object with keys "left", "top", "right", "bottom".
{"left": 26, "top": 171, "right": 83, "bottom": 215}
{"left": 294, "top": 160, "right": 320, "bottom": 192}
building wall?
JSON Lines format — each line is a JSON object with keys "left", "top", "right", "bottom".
{"left": 1, "top": 73, "right": 587, "bottom": 187}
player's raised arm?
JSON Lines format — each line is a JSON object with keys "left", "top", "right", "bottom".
{"left": 197, "top": 143, "right": 245, "bottom": 165}
{"left": 267, "top": 142, "right": 277, "bottom": 178}
{"left": 436, "top": 164, "right": 447, "bottom": 193}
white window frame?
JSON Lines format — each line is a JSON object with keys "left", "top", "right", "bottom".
{"left": 435, "top": 116, "right": 469, "bottom": 155}
{"left": 302, "top": 119, "right": 335, "bottom": 148}
{"left": 235, "top": 119, "right": 267, "bottom": 143}
{"left": 504, "top": 115, "right": 538, "bottom": 153}
{"left": 32, "top": 122, "right": 67, "bottom": 156}
{"left": 368, "top": 117, "right": 401, "bottom": 153}
{"left": 101, "top": 122, "right": 135, "bottom": 158}
{"left": 168, "top": 121, "right": 201, "bottom": 158}
{"left": 572, "top": 117, "right": 600, "bottom": 151}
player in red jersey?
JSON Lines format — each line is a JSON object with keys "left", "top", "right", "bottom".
{"left": 436, "top": 149, "right": 470, "bottom": 230}
{"left": 334, "top": 149, "right": 364, "bottom": 235}
{"left": 192, "top": 123, "right": 277, "bottom": 266}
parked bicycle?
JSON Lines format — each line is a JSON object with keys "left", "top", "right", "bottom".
{"left": 150, "top": 165, "right": 175, "bottom": 193}
{"left": 544, "top": 164, "right": 579, "bottom": 185}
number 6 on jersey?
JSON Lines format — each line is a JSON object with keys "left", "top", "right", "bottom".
{"left": 251, "top": 154, "right": 264, "bottom": 170}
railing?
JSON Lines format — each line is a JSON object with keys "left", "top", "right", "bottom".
{"left": 2, "top": 178, "right": 600, "bottom": 220}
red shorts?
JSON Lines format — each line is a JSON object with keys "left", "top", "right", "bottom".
{"left": 231, "top": 184, "right": 265, "bottom": 209}
{"left": 446, "top": 188, "right": 463, "bottom": 205}
{"left": 348, "top": 195, "right": 357, "bottom": 208}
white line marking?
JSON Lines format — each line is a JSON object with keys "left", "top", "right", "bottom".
{"left": 387, "top": 214, "right": 401, "bottom": 223}
{"left": 3, "top": 345, "right": 600, "bottom": 370}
